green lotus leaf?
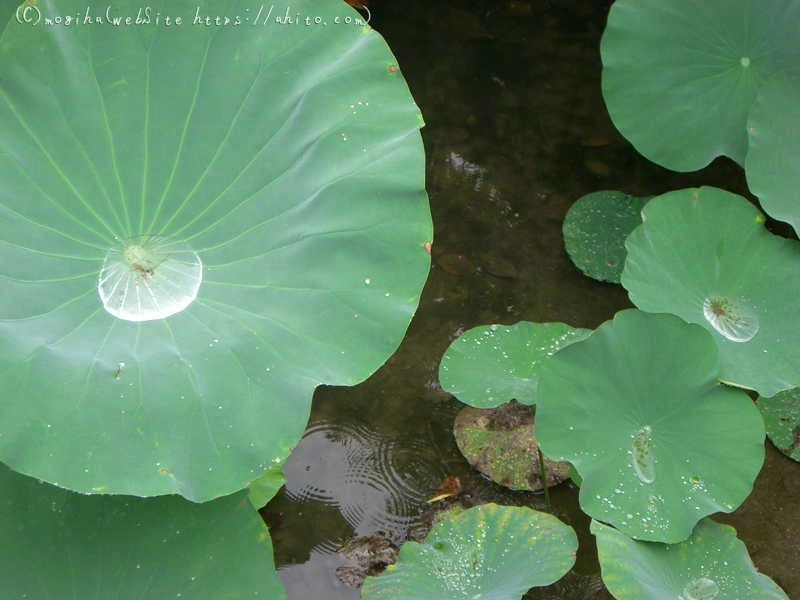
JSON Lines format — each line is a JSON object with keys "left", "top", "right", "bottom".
{"left": 592, "top": 519, "right": 788, "bottom": 600}
{"left": 439, "top": 322, "right": 591, "bottom": 408}
{"left": 536, "top": 309, "right": 765, "bottom": 543}
{"left": 247, "top": 453, "right": 288, "bottom": 510}
{"left": 757, "top": 388, "right": 800, "bottom": 463}
{"left": 361, "top": 504, "right": 577, "bottom": 600}
{"left": 621, "top": 186, "right": 800, "bottom": 396}
{"left": 0, "top": 0, "right": 431, "bottom": 500}
{"left": 0, "top": 462, "right": 286, "bottom": 599}
{"left": 746, "top": 72, "right": 800, "bottom": 236}
{"left": 562, "top": 190, "right": 649, "bottom": 284}
{"left": 600, "top": 0, "right": 800, "bottom": 171}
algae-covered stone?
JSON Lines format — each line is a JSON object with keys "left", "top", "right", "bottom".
{"left": 453, "top": 401, "right": 570, "bottom": 491}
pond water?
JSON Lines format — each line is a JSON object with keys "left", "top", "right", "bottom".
{"left": 262, "top": 1, "right": 800, "bottom": 597}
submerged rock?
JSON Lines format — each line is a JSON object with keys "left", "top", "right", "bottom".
{"left": 335, "top": 533, "right": 399, "bottom": 589}
{"left": 453, "top": 401, "right": 571, "bottom": 491}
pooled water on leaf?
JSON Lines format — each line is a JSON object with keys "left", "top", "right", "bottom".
{"left": 632, "top": 425, "right": 655, "bottom": 484}
{"left": 682, "top": 577, "right": 720, "bottom": 600}
{"left": 702, "top": 296, "right": 759, "bottom": 342}
{"left": 97, "top": 236, "right": 202, "bottom": 322}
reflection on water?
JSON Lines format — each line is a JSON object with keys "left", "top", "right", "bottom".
{"left": 264, "top": 0, "right": 799, "bottom": 598}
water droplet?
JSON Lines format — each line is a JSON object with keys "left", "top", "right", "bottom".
{"left": 702, "top": 296, "right": 759, "bottom": 342}
{"left": 632, "top": 425, "right": 655, "bottom": 484}
{"left": 740, "top": 56, "right": 750, "bottom": 67}
{"left": 683, "top": 577, "right": 720, "bottom": 600}
{"left": 98, "top": 236, "right": 202, "bottom": 322}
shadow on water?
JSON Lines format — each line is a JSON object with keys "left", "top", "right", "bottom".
{"left": 263, "top": 1, "right": 800, "bottom": 597}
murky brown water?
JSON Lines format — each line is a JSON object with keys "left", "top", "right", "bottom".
{"left": 263, "top": 1, "right": 800, "bottom": 598}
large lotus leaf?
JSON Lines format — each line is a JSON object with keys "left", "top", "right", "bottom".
{"left": 622, "top": 186, "right": 800, "bottom": 397}
{"left": 360, "top": 504, "right": 577, "bottom": 600}
{"left": 536, "top": 309, "right": 765, "bottom": 543}
{"left": 439, "top": 322, "right": 590, "bottom": 408}
{"left": 757, "top": 388, "right": 800, "bottom": 463}
{"left": 0, "top": 0, "right": 431, "bottom": 500}
{"left": 600, "top": 0, "right": 800, "bottom": 171}
{"left": 746, "top": 72, "right": 800, "bottom": 236}
{"left": 592, "top": 519, "right": 788, "bottom": 600}
{"left": 0, "top": 462, "right": 286, "bottom": 599}
{"left": 562, "top": 190, "right": 649, "bottom": 284}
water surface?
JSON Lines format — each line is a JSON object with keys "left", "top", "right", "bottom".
{"left": 264, "top": 1, "right": 800, "bottom": 597}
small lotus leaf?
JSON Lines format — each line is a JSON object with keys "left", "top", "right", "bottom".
{"left": 0, "top": 0, "right": 431, "bottom": 500}
{"left": 361, "top": 504, "right": 577, "bottom": 600}
{"left": 757, "top": 388, "right": 800, "bottom": 463}
{"left": 622, "top": 186, "right": 800, "bottom": 396}
{"left": 601, "top": 0, "right": 800, "bottom": 171}
{"left": 562, "top": 190, "right": 649, "bottom": 283}
{"left": 0, "top": 462, "right": 286, "bottom": 599}
{"left": 746, "top": 72, "right": 800, "bottom": 236}
{"left": 592, "top": 519, "right": 788, "bottom": 600}
{"left": 439, "top": 322, "right": 591, "bottom": 408}
{"left": 536, "top": 309, "right": 765, "bottom": 543}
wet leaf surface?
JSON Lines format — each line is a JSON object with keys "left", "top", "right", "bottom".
{"left": 593, "top": 519, "right": 788, "bottom": 599}
{"left": 537, "top": 310, "right": 765, "bottom": 543}
{"left": 622, "top": 187, "right": 800, "bottom": 397}
{"left": 362, "top": 504, "right": 577, "bottom": 600}
{"left": 562, "top": 190, "right": 649, "bottom": 283}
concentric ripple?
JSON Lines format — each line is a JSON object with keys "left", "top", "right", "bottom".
{"left": 97, "top": 236, "right": 202, "bottom": 322}
{"left": 283, "top": 421, "right": 440, "bottom": 538}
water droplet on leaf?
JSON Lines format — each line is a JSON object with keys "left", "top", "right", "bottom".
{"left": 98, "top": 236, "right": 202, "bottom": 322}
{"left": 683, "top": 577, "right": 720, "bottom": 600}
{"left": 702, "top": 296, "right": 759, "bottom": 342}
{"left": 632, "top": 425, "right": 655, "bottom": 484}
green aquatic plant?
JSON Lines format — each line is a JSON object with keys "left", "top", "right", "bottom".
{"left": 622, "top": 187, "right": 800, "bottom": 397}
{"left": 536, "top": 309, "right": 764, "bottom": 543}
{"left": 439, "top": 322, "right": 590, "bottom": 408}
{"left": 592, "top": 519, "right": 788, "bottom": 600}
{"left": 562, "top": 190, "right": 650, "bottom": 284}
{"left": 745, "top": 72, "right": 800, "bottom": 237}
{"left": 361, "top": 504, "right": 578, "bottom": 600}
{"left": 601, "top": 0, "right": 800, "bottom": 171}
{"left": 0, "top": 0, "right": 431, "bottom": 502}
{"left": 247, "top": 452, "right": 289, "bottom": 509}
{"left": 757, "top": 388, "right": 800, "bottom": 463}
{"left": 0, "top": 463, "right": 286, "bottom": 599}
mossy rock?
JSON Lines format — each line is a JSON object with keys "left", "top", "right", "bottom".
{"left": 453, "top": 401, "right": 570, "bottom": 491}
